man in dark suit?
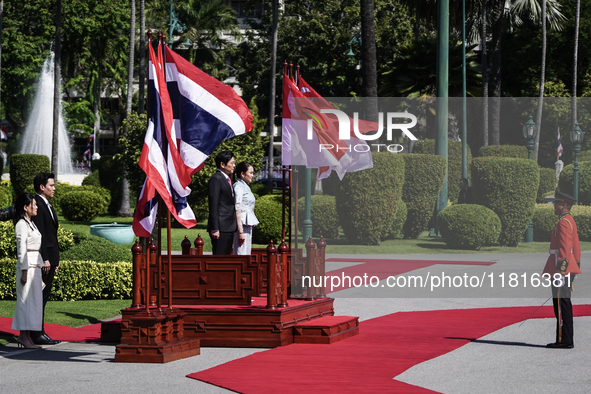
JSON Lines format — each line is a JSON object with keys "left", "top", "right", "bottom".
{"left": 31, "top": 172, "right": 61, "bottom": 345}
{"left": 207, "top": 151, "right": 237, "bottom": 255}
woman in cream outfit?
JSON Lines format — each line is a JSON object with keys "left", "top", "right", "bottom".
{"left": 233, "top": 162, "right": 259, "bottom": 256}
{"left": 11, "top": 193, "right": 44, "bottom": 349}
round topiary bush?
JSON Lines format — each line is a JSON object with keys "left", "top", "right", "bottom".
{"left": 253, "top": 194, "right": 283, "bottom": 244}
{"left": 537, "top": 167, "right": 557, "bottom": 203}
{"left": 336, "top": 152, "right": 405, "bottom": 245}
{"left": 401, "top": 154, "right": 446, "bottom": 239}
{"left": 532, "top": 204, "right": 556, "bottom": 242}
{"left": 557, "top": 161, "right": 591, "bottom": 206}
{"left": 412, "top": 139, "right": 472, "bottom": 204}
{"left": 60, "top": 191, "right": 108, "bottom": 221}
{"left": 472, "top": 157, "right": 539, "bottom": 246}
{"left": 9, "top": 154, "right": 50, "bottom": 197}
{"left": 479, "top": 145, "right": 528, "bottom": 159}
{"left": 438, "top": 204, "right": 501, "bottom": 249}
{"left": 82, "top": 170, "right": 101, "bottom": 187}
{"left": 298, "top": 195, "right": 340, "bottom": 239}
{"left": 60, "top": 234, "right": 132, "bottom": 263}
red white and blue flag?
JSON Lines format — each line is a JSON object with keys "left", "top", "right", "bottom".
{"left": 164, "top": 46, "right": 253, "bottom": 178}
{"left": 133, "top": 40, "right": 253, "bottom": 237}
{"left": 557, "top": 127, "right": 563, "bottom": 159}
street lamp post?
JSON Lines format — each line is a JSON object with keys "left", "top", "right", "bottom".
{"left": 168, "top": 0, "right": 186, "bottom": 47}
{"left": 523, "top": 115, "right": 538, "bottom": 242}
{"left": 570, "top": 123, "right": 584, "bottom": 204}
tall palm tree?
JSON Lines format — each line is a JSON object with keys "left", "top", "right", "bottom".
{"left": 139, "top": 0, "right": 146, "bottom": 114}
{"left": 512, "top": 0, "right": 566, "bottom": 161}
{"left": 119, "top": 0, "right": 136, "bottom": 217}
{"left": 481, "top": 0, "right": 489, "bottom": 147}
{"left": 360, "top": 0, "right": 378, "bottom": 124}
{"left": 52, "top": 0, "right": 62, "bottom": 178}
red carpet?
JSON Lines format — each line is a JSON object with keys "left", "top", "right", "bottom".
{"left": 188, "top": 304, "right": 591, "bottom": 394}
{"left": 0, "top": 316, "right": 103, "bottom": 342}
{"left": 325, "top": 258, "right": 494, "bottom": 292}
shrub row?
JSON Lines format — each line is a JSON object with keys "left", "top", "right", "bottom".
{"left": 0, "top": 222, "right": 76, "bottom": 258}
{"left": 0, "top": 258, "right": 132, "bottom": 301}
{"left": 472, "top": 157, "right": 539, "bottom": 246}
{"left": 60, "top": 191, "right": 108, "bottom": 221}
{"left": 538, "top": 167, "right": 557, "bottom": 203}
{"left": 533, "top": 204, "right": 591, "bottom": 242}
{"left": 0, "top": 185, "right": 12, "bottom": 208}
{"left": 53, "top": 183, "right": 111, "bottom": 216}
{"left": 412, "top": 139, "right": 472, "bottom": 204}
{"left": 61, "top": 234, "right": 132, "bottom": 263}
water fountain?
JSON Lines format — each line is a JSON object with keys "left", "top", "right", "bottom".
{"left": 20, "top": 51, "right": 74, "bottom": 174}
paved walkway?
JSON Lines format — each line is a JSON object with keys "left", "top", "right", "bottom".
{"left": 2, "top": 251, "right": 589, "bottom": 393}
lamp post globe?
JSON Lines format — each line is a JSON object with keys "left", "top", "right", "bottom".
{"left": 522, "top": 115, "right": 538, "bottom": 160}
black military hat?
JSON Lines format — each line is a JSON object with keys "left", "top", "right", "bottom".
{"left": 552, "top": 190, "right": 575, "bottom": 205}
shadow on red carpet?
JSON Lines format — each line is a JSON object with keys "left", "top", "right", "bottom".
{"left": 0, "top": 317, "right": 102, "bottom": 342}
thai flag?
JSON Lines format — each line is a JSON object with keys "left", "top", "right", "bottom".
{"left": 164, "top": 46, "right": 253, "bottom": 179}
{"left": 133, "top": 179, "right": 159, "bottom": 237}
{"left": 82, "top": 148, "right": 91, "bottom": 162}
{"left": 557, "top": 127, "right": 563, "bottom": 159}
{"left": 134, "top": 40, "right": 197, "bottom": 236}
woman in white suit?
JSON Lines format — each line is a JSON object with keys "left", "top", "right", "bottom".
{"left": 11, "top": 193, "right": 43, "bottom": 349}
{"left": 233, "top": 162, "right": 259, "bottom": 256}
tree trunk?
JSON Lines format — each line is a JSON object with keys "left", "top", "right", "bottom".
{"left": 534, "top": 0, "right": 547, "bottom": 163}
{"left": 360, "top": 0, "right": 378, "bottom": 124}
{"left": 119, "top": 0, "right": 135, "bottom": 217}
{"left": 572, "top": 0, "right": 580, "bottom": 128}
{"left": 489, "top": 0, "right": 504, "bottom": 145}
{"left": 52, "top": 0, "right": 62, "bottom": 179}
{"left": 138, "top": 0, "right": 146, "bottom": 114}
{"left": 481, "top": 0, "right": 488, "bottom": 147}
{"left": 267, "top": 0, "right": 278, "bottom": 188}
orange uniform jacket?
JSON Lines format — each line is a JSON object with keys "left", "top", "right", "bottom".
{"left": 543, "top": 213, "right": 582, "bottom": 276}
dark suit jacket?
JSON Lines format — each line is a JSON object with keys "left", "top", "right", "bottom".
{"left": 207, "top": 170, "right": 237, "bottom": 233}
{"left": 32, "top": 194, "right": 60, "bottom": 267}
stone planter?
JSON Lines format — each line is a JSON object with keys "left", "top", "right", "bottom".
{"left": 90, "top": 224, "right": 135, "bottom": 245}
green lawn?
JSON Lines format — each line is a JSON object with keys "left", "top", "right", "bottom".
{"left": 0, "top": 299, "right": 130, "bottom": 346}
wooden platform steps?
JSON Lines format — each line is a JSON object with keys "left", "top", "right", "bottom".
{"left": 293, "top": 316, "right": 359, "bottom": 344}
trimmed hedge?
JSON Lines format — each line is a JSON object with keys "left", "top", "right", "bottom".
{"left": 298, "top": 195, "right": 340, "bottom": 239}
{"left": 532, "top": 204, "right": 556, "bottom": 242}
{"left": 53, "top": 183, "right": 111, "bottom": 214}
{"left": 253, "top": 194, "right": 283, "bottom": 244}
{"left": 412, "top": 139, "right": 472, "bottom": 204}
{"left": 81, "top": 169, "right": 101, "bottom": 187}
{"left": 557, "top": 161, "right": 591, "bottom": 206}
{"left": 9, "top": 154, "right": 50, "bottom": 197}
{"left": 61, "top": 234, "right": 132, "bottom": 263}
{"left": 401, "top": 154, "right": 446, "bottom": 239}
{"left": 533, "top": 204, "right": 591, "bottom": 242}
{"left": 336, "top": 152, "right": 405, "bottom": 245}
{"left": 0, "top": 186, "right": 12, "bottom": 208}
{"left": 472, "top": 157, "right": 539, "bottom": 246}
{"left": 250, "top": 183, "right": 272, "bottom": 197}
{"left": 0, "top": 222, "right": 75, "bottom": 258}
{"left": 384, "top": 199, "right": 407, "bottom": 239}
{"left": 0, "top": 258, "right": 132, "bottom": 301}
{"left": 438, "top": 204, "right": 501, "bottom": 249}
{"left": 479, "top": 145, "right": 528, "bottom": 159}
{"left": 538, "top": 167, "right": 557, "bottom": 203}
{"left": 579, "top": 150, "right": 591, "bottom": 162}
{"left": 60, "top": 191, "right": 108, "bottom": 221}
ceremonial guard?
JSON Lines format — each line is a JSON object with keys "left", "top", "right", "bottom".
{"left": 543, "top": 191, "right": 582, "bottom": 349}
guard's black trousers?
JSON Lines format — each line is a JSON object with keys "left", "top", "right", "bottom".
{"left": 552, "top": 283, "right": 573, "bottom": 345}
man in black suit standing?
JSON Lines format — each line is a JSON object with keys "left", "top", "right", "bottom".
{"left": 31, "top": 172, "right": 60, "bottom": 345}
{"left": 207, "top": 151, "right": 237, "bottom": 255}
